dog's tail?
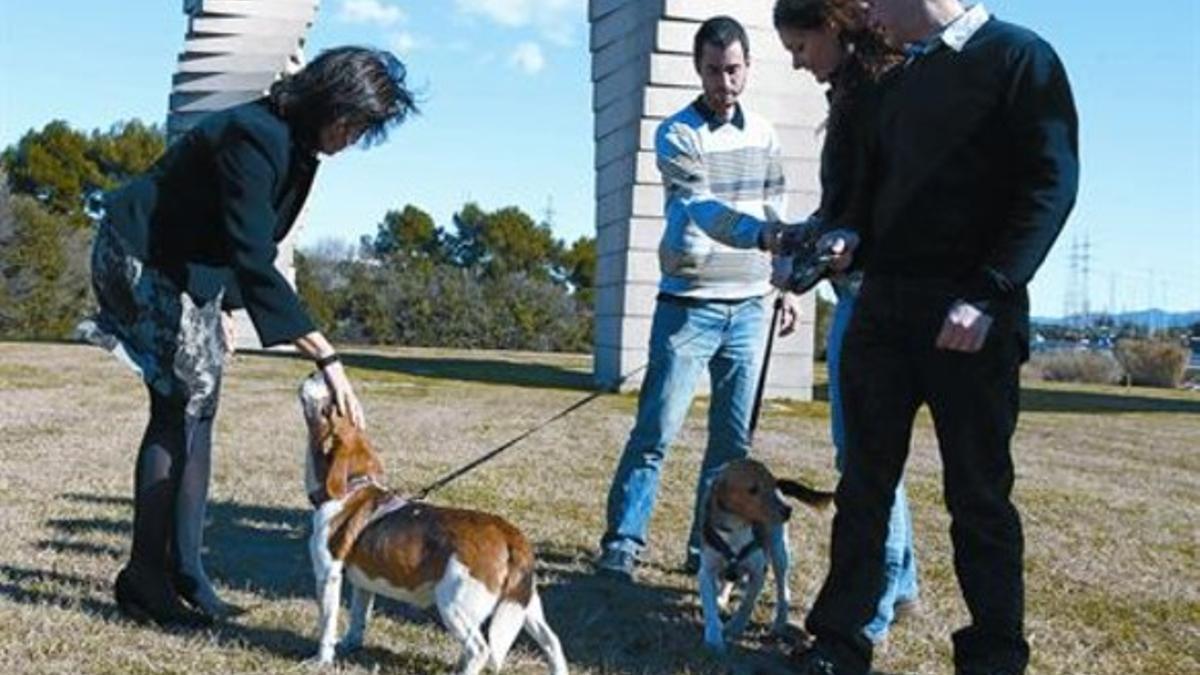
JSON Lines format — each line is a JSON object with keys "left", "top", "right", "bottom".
{"left": 778, "top": 478, "right": 835, "bottom": 509}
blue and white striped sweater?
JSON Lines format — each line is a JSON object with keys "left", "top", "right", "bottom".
{"left": 655, "top": 101, "right": 787, "bottom": 299}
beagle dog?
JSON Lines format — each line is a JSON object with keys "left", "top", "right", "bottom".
{"left": 299, "top": 374, "right": 568, "bottom": 675}
{"left": 698, "top": 458, "right": 834, "bottom": 653}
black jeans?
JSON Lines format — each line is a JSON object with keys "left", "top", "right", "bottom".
{"left": 806, "top": 278, "right": 1029, "bottom": 675}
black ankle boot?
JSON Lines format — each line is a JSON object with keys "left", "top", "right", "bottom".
{"left": 114, "top": 562, "right": 212, "bottom": 628}
{"left": 173, "top": 572, "right": 245, "bottom": 619}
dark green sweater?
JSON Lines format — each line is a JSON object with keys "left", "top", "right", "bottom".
{"left": 104, "top": 99, "right": 318, "bottom": 346}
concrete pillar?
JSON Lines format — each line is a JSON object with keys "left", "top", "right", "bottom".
{"left": 590, "top": 0, "right": 827, "bottom": 399}
{"left": 169, "top": 0, "right": 319, "bottom": 349}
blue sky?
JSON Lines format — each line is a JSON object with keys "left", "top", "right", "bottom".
{"left": 1, "top": 0, "right": 1197, "bottom": 315}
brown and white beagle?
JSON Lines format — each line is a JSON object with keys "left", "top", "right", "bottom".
{"left": 698, "top": 458, "right": 834, "bottom": 653}
{"left": 299, "top": 374, "right": 568, "bottom": 674}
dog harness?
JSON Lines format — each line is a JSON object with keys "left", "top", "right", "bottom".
{"left": 703, "top": 522, "right": 763, "bottom": 581}
{"left": 308, "top": 474, "right": 396, "bottom": 509}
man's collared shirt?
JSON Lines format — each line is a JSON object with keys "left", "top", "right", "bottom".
{"left": 692, "top": 96, "right": 747, "bottom": 132}
{"left": 904, "top": 3, "right": 990, "bottom": 63}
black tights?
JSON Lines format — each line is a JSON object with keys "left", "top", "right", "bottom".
{"left": 129, "top": 386, "right": 217, "bottom": 581}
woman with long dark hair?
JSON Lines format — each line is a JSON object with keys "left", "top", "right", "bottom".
{"left": 79, "top": 46, "right": 417, "bottom": 627}
{"left": 772, "top": 0, "right": 919, "bottom": 648}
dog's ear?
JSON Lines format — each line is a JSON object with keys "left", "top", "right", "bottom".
{"left": 777, "top": 478, "right": 835, "bottom": 510}
{"left": 328, "top": 497, "right": 375, "bottom": 559}
{"left": 324, "top": 442, "right": 351, "bottom": 501}
{"left": 325, "top": 405, "right": 363, "bottom": 449}
{"left": 323, "top": 412, "right": 358, "bottom": 501}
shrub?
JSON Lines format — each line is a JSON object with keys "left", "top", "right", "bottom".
{"left": 0, "top": 184, "right": 94, "bottom": 340}
{"left": 1114, "top": 339, "right": 1189, "bottom": 388}
{"left": 1029, "top": 349, "right": 1123, "bottom": 384}
{"left": 300, "top": 254, "right": 594, "bottom": 352}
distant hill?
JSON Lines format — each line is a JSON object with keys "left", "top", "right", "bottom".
{"left": 1033, "top": 309, "right": 1200, "bottom": 329}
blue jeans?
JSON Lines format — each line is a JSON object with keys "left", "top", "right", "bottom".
{"left": 601, "top": 294, "right": 767, "bottom": 559}
{"left": 828, "top": 291, "right": 919, "bottom": 643}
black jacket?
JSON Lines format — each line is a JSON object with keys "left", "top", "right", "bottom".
{"left": 817, "top": 59, "right": 878, "bottom": 228}
{"left": 104, "top": 98, "right": 318, "bottom": 346}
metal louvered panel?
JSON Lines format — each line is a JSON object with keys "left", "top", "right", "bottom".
{"left": 167, "top": 0, "right": 318, "bottom": 142}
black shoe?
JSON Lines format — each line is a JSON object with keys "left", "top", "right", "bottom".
{"left": 790, "top": 646, "right": 843, "bottom": 675}
{"left": 173, "top": 573, "right": 245, "bottom": 620}
{"left": 114, "top": 564, "right": 212, "bottom": 628}
{"left": 594, "top": 548, "right": 635, "bottom": 582}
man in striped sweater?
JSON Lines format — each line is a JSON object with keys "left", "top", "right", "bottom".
{"left": 596, "top": 15, "right": 800, "bottom": 582}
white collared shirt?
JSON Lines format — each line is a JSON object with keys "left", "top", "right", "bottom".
{"left": 940, "top": 3, "right": 991, "bottom": 51}
{"left": 905, "top": 3, "right": 991, "bottom": 62}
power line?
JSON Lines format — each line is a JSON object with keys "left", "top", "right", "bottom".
{"left": 1063, "top": 234, "right": 1079, "bottom": 325}
{"left": 1081, "top": 230, "right": 1092, "bottom": 326}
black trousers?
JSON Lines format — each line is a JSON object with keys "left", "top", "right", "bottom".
{"left": 806, "top": 278, "right": 1030, "bottom": 675}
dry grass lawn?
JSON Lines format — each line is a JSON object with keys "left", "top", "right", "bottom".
{"left": 0, "top": 341, "right": 1197, "bottom": 674}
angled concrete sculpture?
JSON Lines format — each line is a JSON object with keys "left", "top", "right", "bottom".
{"left": 169, "top": 0, "right": 320, "bottom": 349}
{"left": 590, "top": 0, "right": 827, "bottom": 399}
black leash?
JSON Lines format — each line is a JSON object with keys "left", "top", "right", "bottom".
{"left": 413, "top": 292, "right": 786, "bottom": 500}
{"left": 748, "top": 294, "right": 784, "bottom": 441}
{"left": 413, "top": 383, "right": 624, "bottom": 500}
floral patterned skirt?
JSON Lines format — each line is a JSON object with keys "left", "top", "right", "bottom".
{"left": 77, "top": 222, "right": 226, "bottom": 418}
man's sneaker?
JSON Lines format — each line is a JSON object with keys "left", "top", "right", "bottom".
{"left": 595, "top": 548, "right": 635, "bottom": 582}
{"left": 893, "top": 596, "right": 922, "bottom": 623}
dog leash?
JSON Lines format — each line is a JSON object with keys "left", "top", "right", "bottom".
{"left": 748, "top": 294, "right": 784, "bottom": 441}
{"left": 412, "top": 384, "right": 623, "bottom": 500}
{"left": 413, "top": 291, "right": 788, "bottom": 501}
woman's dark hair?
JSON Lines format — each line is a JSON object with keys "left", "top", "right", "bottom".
{"left": 269, "top": 46, "right": 418, "bottom": 147}
{"left": 693, "top": 16, "right": 751, "bottom": 68}
{"left": 772, "top": 0, "right": 899, "bottom": 82}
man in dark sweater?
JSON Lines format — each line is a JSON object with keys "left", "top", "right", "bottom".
{"left": 792, "top": 2, "right": 1078, "bottom": 675}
